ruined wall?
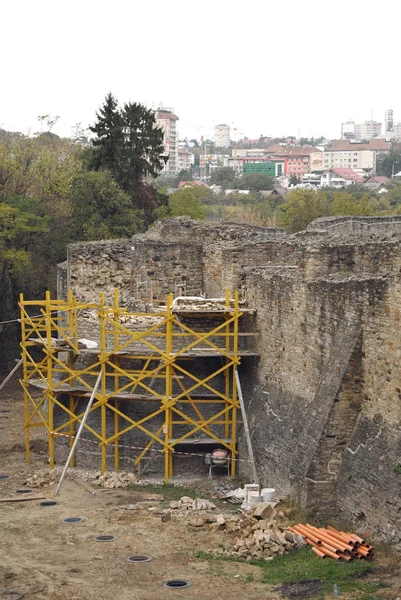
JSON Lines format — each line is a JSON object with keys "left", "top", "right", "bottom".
{"left": 68, "top": 236, "right": 203, "bottom": 304}
{"left": 236, "top": 217, "right": 401, "bottom": 544}
{"left": 60, "top": 216, "right": 401, "bottom": 542}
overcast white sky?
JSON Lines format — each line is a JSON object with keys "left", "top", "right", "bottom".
{"left": 1, "top": 0, "right": 400, "bottom": 141}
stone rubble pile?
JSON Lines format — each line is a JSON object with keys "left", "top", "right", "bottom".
{"left": 211, "top": 502, "right": 305, "bottom": 561}
{"left": 169, "top": 495, "right": 217, "bottom": 511}
{"left": 173, "top": 302, "right": 228, "bottom": 312}
{"left": 25, "top": 470, "right": 59, "bottom": 488}
{"left": 94, "top": 471, "right": 137, "bottom": 489}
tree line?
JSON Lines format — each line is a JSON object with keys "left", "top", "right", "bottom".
{"left": 0, "top": 93, "right": 169, "bottom": 368}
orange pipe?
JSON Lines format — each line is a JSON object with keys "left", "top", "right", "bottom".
{"left": 320, "top": 527, "right": 356, "bottom": 547}
{"left": 338, "top": 552, "right": 353, "bottom": 562}
{"left": 320, "top": 540, "right": 341, "bottom": 555}
{"left": 307, "top": 525, "right": 354, "bottom": 552}
{"left": 305, "top": 525, "right": 353, "bottom": 554}
{"left": 312, "top": 547, "right": 326, "bottom": 559}
{"left": 326, "top": 526, "right": 357, "bottom": 546}
{"left": 357, "top": 547, "right": 371, "bottom": 557}
{"left": 347, "top": 533, "right": 365, "bottom": 545}
{"left": 317, "top": 546, "right": 340, "bottom": 560}
{"left": 293, "top": 524, "right": 322, "bottom": 546}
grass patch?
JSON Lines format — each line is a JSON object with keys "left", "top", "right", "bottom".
{"left": 128, "top": 482, "right": 198, "bottom": 501}
{"left": 195, "top": 547, "right": 383, "bottom": 598}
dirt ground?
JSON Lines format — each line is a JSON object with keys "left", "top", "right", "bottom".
{"left": 0, "top": 382, "right": 281, "bottom": 600}
{"left": 1, "top": 382, "right": 400, "bottom": 600}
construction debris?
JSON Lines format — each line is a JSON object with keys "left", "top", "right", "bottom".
{"left": 289, "top": 523, "right": 374, "bottom": 561}
{"left": 208, "top": 503, "right": 305, "bottom": 561}
{"left": 95, "top": 471, "right": 137, "bottom": 489}
{"left": 25, "top": 470, "right": 59, "bottom": 488}
{"left": 169, "top": 496, "right": 216, "bottom": 511}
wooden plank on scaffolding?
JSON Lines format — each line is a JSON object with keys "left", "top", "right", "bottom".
{"left": 169, "top": 437, "right": 232, "bottom": 445}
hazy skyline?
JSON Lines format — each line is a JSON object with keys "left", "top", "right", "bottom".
{"left": 1, "top": 0, "right": 400, "bottom": 142}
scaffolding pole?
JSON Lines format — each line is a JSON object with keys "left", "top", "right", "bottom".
{"left": 19, "top": 288, "right": 254, "bottom": 482}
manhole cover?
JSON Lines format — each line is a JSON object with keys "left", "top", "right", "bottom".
{"left": 0, "top": 475, "right": 10, "bottom": 480}
{"left": 62, "top": 517, "right": 85, "bottom": 524}
{"left": 163, "top": 580, "right": 191, "bottom": 589}
{"left": 94, "top": 535, "right": 116, "bottom": 542}
{"left": 40, "top": 501, "right": 59, "bottom": 507}
{"left": 127, "top": 555, "right": 152, "bottom": 563}
{"left": 16, "top": 489, "right": 33, "bottom": 494}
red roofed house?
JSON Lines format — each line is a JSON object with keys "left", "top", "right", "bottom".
{"left": 365, "top": 176, "right": 392, "bottom": 185}
{"left": 320, "top": 168, "right": 365, "bottom": 188}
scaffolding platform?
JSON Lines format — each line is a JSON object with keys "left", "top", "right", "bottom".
{"left": 19, "top": 289, "right": 257, "bottom": 482}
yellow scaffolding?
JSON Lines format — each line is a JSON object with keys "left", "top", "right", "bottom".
{"left": 19, "top": 289, "right": 255, "bottom": 482}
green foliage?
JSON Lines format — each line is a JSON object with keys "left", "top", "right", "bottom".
{"left": 393, "top": 464, "right": 401, "bottom": 474}
{"left": 195, "top": 547, "right": 381, "bottom": 597}
{"left": 89, "top": 92, "right": 165, "bottom": 189}
{"left": 156, "top": 186, "right": 209, "bottom": 220}
{"left": 89, "top": 93, "right": 167, "bottom": 224}
{"left": 69, "top": 171, "right": 144, "bottom": 241}
{"left": 386, "top": 186, "right": 401, "bottom": 206}
{"left": 238, "top": 172, "right": 275, "bottom": 192}
{"left": 177, "top": 168, "right": 193, "bottom": 182}
{"left": 278, "top": 189, "right": 330, "bottom": 232}
{"left": 278, "top": 188, "right": 394, "bottom": 232}
{"left": 209, "top": 166, "right": 236, "bottom": 188}
{"left": 377, "top": 144, "right": 401, "bottom": 177}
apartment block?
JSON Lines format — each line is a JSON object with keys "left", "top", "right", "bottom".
{"left": 214, "top": 124, "right": 231, "bottom": 148}
{"left": 156, "top": 108, "right": 179, "bottom": 174}
{"left": 322, "top": 139, "right": 390, "bottom": 175}
{"left": 341, "top": 120, "right": 382, "bottom": 141}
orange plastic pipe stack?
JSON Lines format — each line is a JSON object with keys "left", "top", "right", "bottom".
{"left": 293, "top": 523, "right": 374, "bottom": 561}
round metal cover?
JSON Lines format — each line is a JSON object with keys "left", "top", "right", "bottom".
{"left": 127, "top": 555, "right": 152, "bottom": 563}
{"left": 94, "top": 535, "right": 116, "bottom": 542}
{"left": 16, "top": 489, "right": 33, "bottom": 494}
{"left": 0, "top": 475, "right": 10, "bottom": 480}
{"left": 62, "top": 517, "right": 85, "bottom": 524}
{"left": 163, "top": 580, "right": 191, "bottom": 589}
{"left": 39, "top": 501, "right": 59, "bottom": 507}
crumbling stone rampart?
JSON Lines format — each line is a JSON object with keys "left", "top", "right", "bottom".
{"left": 61, "top": 216, "right": 401, "bottom": 544}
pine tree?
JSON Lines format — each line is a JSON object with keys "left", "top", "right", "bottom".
{"left": 89, "top": 93, "right": 166, "bottom": 191}
{"left": 89, "top": 93, "right": 124, "bottom": 177}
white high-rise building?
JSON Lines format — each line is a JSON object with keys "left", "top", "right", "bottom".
{"left": 156, "top": 107, "right": 179, "bottom": 173}
{"left": 385, "top": 109, "right": 395, "bottom": 141}
{"left": 341, "top": 119, "right": 381, "bottom": 141}
{"left": 214, "top": 124, "right": 231, "bottom": 148}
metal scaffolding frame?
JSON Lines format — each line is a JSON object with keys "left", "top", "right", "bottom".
{"left": 19, "top": 288, "right": 254, "bottom": 482}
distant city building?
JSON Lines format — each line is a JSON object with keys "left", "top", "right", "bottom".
{"left": 242, "top": 157, "right": 285, "bottom": 177}
{"left": 341, "top": 121, "right": 355, "bottom": 139}
{"left": 385, "top": 109, "right": 394, "bottom": 141}
{"left": 320, "top": 168, "right": 365, "bottom": 188}
{"left": 322, "top": 139, "right": 390, "bottom": 175}
{"left": 262, "top": 144, "right": 322, "bottom": 178}
{"left": 156, "top": 107, "right": 179, "bottom": 173}
{"left": 214, "top": 124, "right": 231, "bottom": 148}
{"left": 395, "top": 122, "right": 401, "bottom": 141}
{"left": 177, "top": 147, "right": 195, "bottom": 172}
{"left": 341, "top": 120, "right": 382, "bottom": 141}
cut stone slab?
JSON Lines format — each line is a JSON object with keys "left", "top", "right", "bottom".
{"left": 253, "top": 502, "right": 277, "bottom": 521}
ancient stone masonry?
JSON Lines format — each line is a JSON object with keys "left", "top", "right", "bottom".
{"left": 59, "top": 215, "right": 401, "bottom": 544}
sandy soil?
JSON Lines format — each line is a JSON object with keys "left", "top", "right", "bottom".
{"left": 0, "top": 383, "right": 280, "bottom": 600}
{"left": 1, "top": 382, "right": 400, "bottom": 600}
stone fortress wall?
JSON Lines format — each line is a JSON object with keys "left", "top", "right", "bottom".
{"left": 60, "top": 215, "right": 401, "bottom": 544}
